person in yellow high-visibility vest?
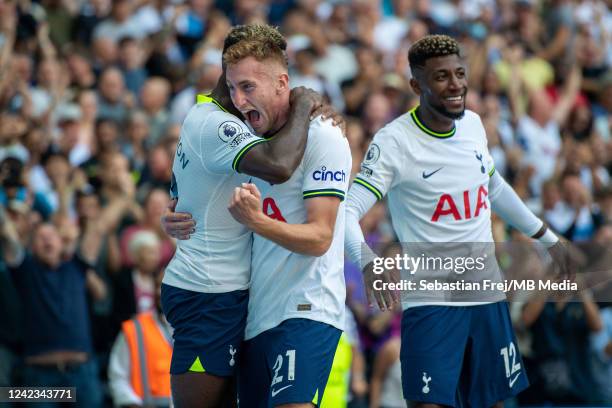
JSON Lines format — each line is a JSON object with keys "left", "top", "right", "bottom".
{"left": 109, "top": 272, "right": 173, "bottom": 407}
{"left": 321, "top": 308, "right": 369, "bottom": 408}
{"left": 320, "top": 333, "right": 352, "bottom": 408}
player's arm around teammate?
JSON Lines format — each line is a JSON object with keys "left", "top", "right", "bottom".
{"left": 162, "top": 84, "right": 345, "bottom": 240}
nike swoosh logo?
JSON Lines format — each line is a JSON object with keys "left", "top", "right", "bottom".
{"left": 509, "top": 373, "right": 521, "bottom": 388}
{"left": 271, "top": 384, "right": 293, "bottom": 397}
{"left": 422, "top": 167, "right": 443, "bottom": 179}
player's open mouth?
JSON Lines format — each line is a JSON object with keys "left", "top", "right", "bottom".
{"left": 246, "top": 110, "right": 261, "bottom": 126}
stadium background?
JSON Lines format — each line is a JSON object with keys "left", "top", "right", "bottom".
{"left": 0, "top": 0, "right": 610, "bottom": 406}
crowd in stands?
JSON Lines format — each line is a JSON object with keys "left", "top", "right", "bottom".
{"left": 0, "top": 0, "right": 610, "bottom": 406}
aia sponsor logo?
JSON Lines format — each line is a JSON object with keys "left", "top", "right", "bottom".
{"left": 431, "top": 186, "right": 488, "bottom": 222}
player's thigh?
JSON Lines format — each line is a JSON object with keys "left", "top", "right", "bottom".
{"left": 463, "top": 302, "right": 528, "bottom": 408}
{"left": 238, "top": 319, "right": 341, "bottom": 407}
{"left": 238, "top": 337, "right": 270, "bottom": 408}
{"left": 171, "top": 371, "right": 235, "bottom": 408}
{"left": 266, "top": 319, "right": 341, "bottom": 408}
{"left": 400, "top": 306, "right": 469, "bottom": 407}
{"left": 161, "top": 284, "right": 248, "bottom": 377}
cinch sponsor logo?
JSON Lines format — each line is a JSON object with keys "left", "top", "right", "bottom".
{"left": 313, "top": 166, "right": 346, "bottom": 182}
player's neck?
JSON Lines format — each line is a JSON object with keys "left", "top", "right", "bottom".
{"left": 210, "top": 80, "right": 242, "bottom": 118}
{"left": 267, "top": 97, "right": 291, "bottom": 135}
{"left": 416, "top": 104, "right": 455, "bottom": 134}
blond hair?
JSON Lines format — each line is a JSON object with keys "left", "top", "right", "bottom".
{"left": 222, "top": 24, "right": 287, "bottom": 68}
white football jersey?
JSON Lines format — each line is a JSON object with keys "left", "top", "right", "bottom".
{"left": 245, "top": 117, "right": 351, "bottom": 340}
{"left": 163, "top": 95, "right": 266, "bottom": 293}
{"left": 353, "top": 107, "right": 506, "bottom": 306}
{"left": 355, "top": 108, "right": 496, "bottom": 243}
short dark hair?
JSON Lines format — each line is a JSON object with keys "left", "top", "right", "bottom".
{"left": 408, "top": 35, "right": 461, "bottom": 72}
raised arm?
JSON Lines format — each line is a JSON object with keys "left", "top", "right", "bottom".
{"left": 0, "top": 206, "right": 24, "bottom": 267}
{"left": 551, "top": 65, "right": 582, "bottom": 126}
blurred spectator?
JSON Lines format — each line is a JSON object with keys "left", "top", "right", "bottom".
{"left": 93, "top": 0, "right": 143, "bottom": 42}
{"left": 0, "top": 113, "right": 29, "bottom": 164}
{"left": 108, "top": 271, "right": 172, "bottom": 408}
{"left": 0, "top": 213, "right": 106, "bottom": 407}
{"left": 139, "top": 77, "right": 171, "bottom": 147}
{"left": 521, "top": 284, "right": 604, "bottom": 405}
{"left": 118, "top": 37, "right": 148, "bottom": 96}
{"left": 169, "top": 60, "right": 223, "bottom": 125}
{"left": 119, "top": 188, "right": 174, "bottom": 268}
{"left": 136, "top": 145, "right": 173, "bottom": 199}
{"left": 362, "top": 92, "right": 393, "bottom": 139}
{"left": 121, "top": 110, "right": 150, "bottom": 176}
{"left": 97, "top": 67, "right": 133, "bottom": 124}
{"left": 76, "top": 90, "right": 99, "bottom": 153}
{"left": 342, "top": 47, "right": 385, "bottom": 116}
{"left": 539, "top": 0, "right": 575, "bottom": 64}
{"left": 66, "top": 51, "right": 97, "bottom": 92}
{"left": 559, "top": 172, "right": 606, "bottom": 241}
{"left": 80, "top": 118, "right": 122, "bottom": 190}
{"left": 1, "top": 155, "right": 54, "bottom": 220}
{"left": 92, "top": 36, "right": 119, "bottom": 70}
{"left": 510, "top": 60, "right": 582, "bottom": 196}
{"left": 0, "top": 205, "right": 23, "bottom": 387}
{"left": 591, "top": 302, "right": 612, "bottom": 404}
{"left": 369, "top": 336, "right": 403, "bottom": 408}
{"left": 290, "top": 47, "right": 345, "bottom": 111}
{"left": 73, "top": 0, "right": 111, "bottom": 46}
{"left": 112, "top": 230, "right": 163, "bottom": 336}
{"left": 55, "top": 103, "right": 92, "bottom": 166}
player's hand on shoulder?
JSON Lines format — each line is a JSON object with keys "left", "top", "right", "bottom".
{"left": 312, "top": 104, "right": 346, "bottom": 137}
{"left": 228, "top": 183, "right": 264, "bottom": 228}
{"left": 290, "top": 86, "right": 322, "bottom": 112}
{"left": 362, "top": 261, "right": 400, "bottom": 311}
{"left": 290, "top": 86, "right": 346, "bottom": 135}
{"left": 161, "top": 198, "right": 196, "bottom": 240}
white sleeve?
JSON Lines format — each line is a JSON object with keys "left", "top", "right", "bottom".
{"left": 345, "top": 183, "right": 378, "bottom": 269}
{"left": 352, "top": 129, "right": 402, "bottom": 201}
{"left": 201, "top": 111, "right": 266, "bottom": 174}
{"left": 475, "top": 112, "right": 497, "bottom": 178}
{"left": 301, "top": 119, "right": 351, "bottom": 201}
{"left": 489, "top": 170, "right": 544, "bottom": 237}
{"left": 108, "top": 333, "right": 143, "bottom": 407}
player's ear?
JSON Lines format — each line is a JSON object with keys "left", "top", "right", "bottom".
{"left": 409, "top": 77, "right": 422, "bottom": 96}
{"left": 276, "top": 73, "right": 289, "bottom": 94}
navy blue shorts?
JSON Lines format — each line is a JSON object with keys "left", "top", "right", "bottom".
{"left": 400, "top": 301, "right": 529, "bottom": 407}
{"left": 160, "top": 283, "right": 248, "bottom": 376}
{"left": 238, "top": 318, "right": 341, "bottom": 407}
